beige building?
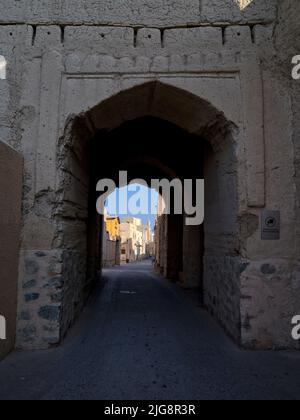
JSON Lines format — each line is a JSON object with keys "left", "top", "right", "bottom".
{"left": 102, "top": 214, "right": 121, "bottom": 268}
{"left": 120, "top": 218, "right": 154, "bottom": 262}
{"left": 120, "top": 239, "right": 135, "bottom": 264}
{"left": 120, "top": 218, "right": 141, "bottom": 262}
{"left": 138, "top": 221, "right": 154, "bottom": 257}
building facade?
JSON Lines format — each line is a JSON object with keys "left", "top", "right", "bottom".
{"left": 120, "top": 218, "right": 153, "bottom": 262}
{"left": 138, "top": 221, "right": 154, "bottom": 258}
{"left": 0, "top": 0, "right": 299, "bottom": 353}
{"left": 102, "top": 215, "right": 121, "bottom": 268}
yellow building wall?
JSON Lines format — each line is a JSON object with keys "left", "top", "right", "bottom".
{"left": 106, "top": 217, "right": 120, "bottom": 239}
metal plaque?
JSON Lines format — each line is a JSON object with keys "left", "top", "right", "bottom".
{"left": 261, "top": 210, "right": 280, "bottom": 240}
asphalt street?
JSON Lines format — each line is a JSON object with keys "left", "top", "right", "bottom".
{"left": 0, "top": 261, "right": 300, "bottom": 400}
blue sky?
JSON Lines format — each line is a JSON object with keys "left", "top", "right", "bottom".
{"left": 105, "top": 184, "right": 158, "bottom": 230}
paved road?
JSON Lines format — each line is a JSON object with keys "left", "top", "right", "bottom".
{"left": 0, "top": 261, "right": 300, "bottom": 400}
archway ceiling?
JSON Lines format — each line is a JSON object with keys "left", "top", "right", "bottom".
{"left": 86, "top": 81, "right": 231, "bottom": 144}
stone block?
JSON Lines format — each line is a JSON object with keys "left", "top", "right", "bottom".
{"left": 224, "top": 25, "right": 253, "bottom": 48}
{"left": 136, "top": 28, "right": 162, "bottom": 49}
{"left": 34, "top": 25, "right": 62, "bottom": 47}
{"left": 164, "top": 27, "right": 223, "bottom": 53}
{"left": 64, "top": 26, "right": 134, "bottom": 53}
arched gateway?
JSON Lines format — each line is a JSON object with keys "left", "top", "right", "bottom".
{"left": 7, "top": 9, "right": 297, "bottom": 352}
{"left": 56, "top": 81, "right": 240, "bottom": 340}
{"left": 17, "top": 78, "right": 252, "bottom": 348}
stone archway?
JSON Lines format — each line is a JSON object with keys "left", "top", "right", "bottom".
{"left": 16, "top": 80, "right": 249, "bottom": 349}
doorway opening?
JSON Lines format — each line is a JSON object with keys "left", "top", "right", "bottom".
{"left": 93, "top": 116, "right": 206, "bottom": 286}
{"left": 103, "top": 182, "right": 158, "bottom": 266}
{"left": 56, "top": 82, "right": 239, "bottom": 343}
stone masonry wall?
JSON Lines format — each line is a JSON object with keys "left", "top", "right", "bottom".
{"left": 0, "top": 1, "right": 277, "bottom": 26}
{"left": 237, "top": 1, "right": 300, "bottom": 350}
{"left": 203, "top": 126, "right": 242, "bottom": 342}
{"left": 204, "top": 256, "right": 247, "bottom": 342}
{"left": 17, "top": 250, "right": 63, "bottom": 348}
{"left": 275, "top": 1, "right": 300, "bottom": 303}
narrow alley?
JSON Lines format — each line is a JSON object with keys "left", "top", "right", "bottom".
{"left": 0, "top": 262, "right": 300, "bottom": 401}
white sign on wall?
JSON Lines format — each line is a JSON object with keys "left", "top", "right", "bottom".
{"left": 261, "top": 210, "right": 280, "bottom": 240}
{"left": 0, "top": 315, "right": 6, "bottom": 340}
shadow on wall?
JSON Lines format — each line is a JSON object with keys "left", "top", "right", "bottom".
{"left": 0, "top": 142, "right": 23, "bottom": 360}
